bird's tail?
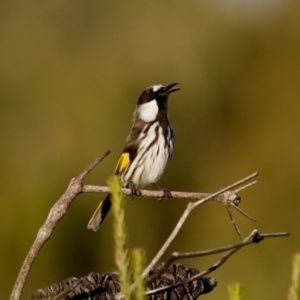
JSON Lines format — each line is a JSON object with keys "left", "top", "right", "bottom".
{"left": 87, "top": 194, "right": 112, "bottom": 232}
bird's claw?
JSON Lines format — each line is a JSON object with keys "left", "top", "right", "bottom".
{"left": 128, "top": 181, "right": 141, "bottom": 199}
{"left": 158, "top": 188, "right": 172, "bottom": 202}
{"left": 163, "top": 189, "right": 172, "bottom": 198}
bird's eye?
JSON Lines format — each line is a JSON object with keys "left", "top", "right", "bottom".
{"left": 149, "top": 91, "right": 155, "bottom": 99}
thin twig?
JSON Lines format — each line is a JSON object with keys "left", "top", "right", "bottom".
{"left": 142, "top": 172, "right": 259, "bottom": 279}
{"left": 185, "top": 230, "right": 289, "bottom": 282}
{"left": 226, "top": 206, "right": 244, "bottom": 240}
{"left": 10, "top": 153, "right": 258, "bottom": 300}
{"left": 78, "top": 150, "right": 111, "bottom": 180}
{"left": 146, "top": 230, "right": 289, "bottom": 296}
{"left": 85, "top": 177, "right": 255, "bottom": 242}
{"left": 214, "top": 180, "right": 258, "bottom": 240}
{"left": 146, "top": 231, "right": 249, "bottom": 286}
{"left": 224, "top": 181, "right": 257, "bottom": 238}
{"left": 230, "top": 204, "right": 256, "bottom": 222}
{"left": 10, "top": 150, "right": 111, "bottom": 300}
{"left": 194, "top": 172, "right": 258, "bottom": 207}
{"left": 233, "top": 180, "right": 258, "bottom": 194}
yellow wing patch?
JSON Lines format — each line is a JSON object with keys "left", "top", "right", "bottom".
{"left": 115, "top": 152, "right": 131, "bottom": 175}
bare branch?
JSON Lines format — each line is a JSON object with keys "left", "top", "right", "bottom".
{"left": 78, "top": 150, "right": 111, "bottom": 180}
{"left": 146, "top": 230, "right": 289, "bottom": 296}
{"left": 142, "top": 172, "right": 259, "bottom": 279}
{"left": 193, "top": 172, "right": 258, "bottom": 207}
{"left": 233, "top": 180, "right": 258, "bottom": 194}
{"left": 10, "top": 152, "right": 258, "bottom": 300}
{"left": 31, "top": 230, "right": 289, "bottom": 300}
{"left": 10, "top": 151, "right": 111, "bottom": 300}
{"left": 185, "top": 230, "right": 289, "bottom": 282}
{"left": 223, "top": 181, "right": 257, "bottom": 239}
{"left": 82, "top": 185, "right": 239, "bottom": 202}
{"left": 226, "top": 206, "right": 244, "bottom": 240}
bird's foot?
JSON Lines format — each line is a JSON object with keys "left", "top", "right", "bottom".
{"left": 152, "top": 183, "right": 172, "bottom": 201}
{"left": 128, "top": 181, "right": 141, "bottom": 199}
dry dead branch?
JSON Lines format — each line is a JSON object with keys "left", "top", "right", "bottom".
{"left": 10, "top": 152, "right": 288, "bottom": 300}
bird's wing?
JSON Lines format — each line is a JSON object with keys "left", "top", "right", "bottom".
{"left": 114, "top": 152, "right": 130, "bottom": 175}
{"left": 114, "top": 143, "right": 138, "bottom": 175}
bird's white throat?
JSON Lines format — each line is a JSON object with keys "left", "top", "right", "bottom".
{"left": 138, "top": 100, "right": 159, "bottom": 122}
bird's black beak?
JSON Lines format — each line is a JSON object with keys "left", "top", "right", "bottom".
{"left": 160, "top": 83, "right": 180, "bottom": 96}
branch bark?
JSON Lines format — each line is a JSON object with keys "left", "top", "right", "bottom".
{"left": 10, "top": 150, "right": 258, "bottom": 300}
{"left": 145, "top": 230, "right": 289, "bottom": 291}
{"left": 10, "top": 150, "right": 111, "bottom": 300}
{"left": 82, "top": 185, "right": 241, "bottom": 202}
{"left": 141, "top": 172, "right": 259, "bottom": 278}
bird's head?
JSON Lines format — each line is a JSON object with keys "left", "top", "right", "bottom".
{"left": 136, "top": 83, "right": 180, "bottom": 122}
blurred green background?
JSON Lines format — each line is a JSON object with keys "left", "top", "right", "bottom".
{"left": 1, "top": 1, "right": 299, "bottom": 299}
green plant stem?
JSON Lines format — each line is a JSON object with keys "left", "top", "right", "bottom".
{"left": 109, "top": 176, "right": 132, "bottom": 300}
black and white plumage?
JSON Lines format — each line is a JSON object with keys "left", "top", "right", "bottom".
{"left": 87, "top": 83, "right": 179, "bottom": 232}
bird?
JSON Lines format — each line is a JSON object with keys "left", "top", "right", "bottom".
{"left": 87, "top": 83, "right": 180, "bottom": 232}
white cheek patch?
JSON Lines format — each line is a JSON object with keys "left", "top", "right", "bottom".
{"left": 152, "top": 84, "right": 163, "bottom": 92}
{"left": 138, "top": 100, "right": 159, "bottom": 122}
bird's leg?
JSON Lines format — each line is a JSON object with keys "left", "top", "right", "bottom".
{"left": 127, "top": 181, "right": 141, "bottom": 199}
{"left": 151, "top": 183, "right": 172, "bottom": 201}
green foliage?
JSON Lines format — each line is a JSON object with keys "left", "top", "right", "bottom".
{"left": 287, "top": 253, "right": 300, "bottom": 300}
{"left": 109, "top": 176, "right": 146, "bottom": 300}
{"left": 228, "top": 282, "right": 244, "bottom": 300}
{"left": 132, "top": 249, "right": 146, "bottom": 300}
{"left": 109, "top": 176, "right": 132, "bottom": 300}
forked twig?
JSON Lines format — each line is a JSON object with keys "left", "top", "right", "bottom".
{"left": 10, "top": 150, "right": 111, "bottom": 300}
{"left": 142, "top": 172, "right": 259, "bottom": 279}
{"left": 21, "top": 160, "right": 289, "bottom": 300}
{"left": 233, "top": 180, "right": 258, "bottom": 194}
{"left": 146, "top": 230, "right": 289, "bottom": 296}
{"left": 10, "top": 153, "right": 259, "bottom": 300}
{"left": 186, "top": 230, "right": 289, "bottom": 281}
{"left": 226, "top": 206, "right": 244, "bottom": 239}
{"left": 220, "top": 180, "right": 258, "bottom": 239}
{"left": 84, "top": 176, "right": 257, "bottom": 241}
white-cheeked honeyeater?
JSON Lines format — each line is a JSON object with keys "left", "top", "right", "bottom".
{"left": 87, "top": 83, "right": 180, "bottom": 232}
